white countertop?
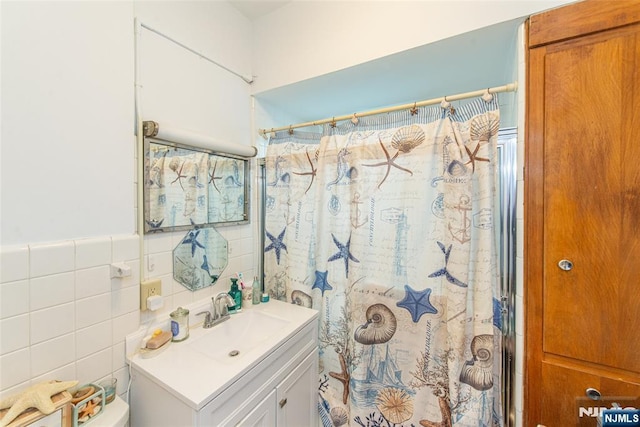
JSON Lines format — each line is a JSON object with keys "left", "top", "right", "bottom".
{"left": 130, "top": 300, "right": 318, "bottom": 410}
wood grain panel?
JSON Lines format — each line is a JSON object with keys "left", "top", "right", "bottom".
{"left": 542, "top": 31, "right": 625, "bottom": 368}
{"left": 529, "top": 0, "right": 640, "bottom": 48}
{"left": 525, "top": 46, "right": 547, "bottom": 426}
{"left": 618, "top": 30, "right": 640, "bottom": 372}
{"left": 540, "top": 362, "right": 640, "bottom": 427}
{"left": 526, "top": 4, "right": 640, "bottom": 426}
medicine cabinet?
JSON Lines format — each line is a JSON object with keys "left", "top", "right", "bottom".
{"left": 143, "top": 138, "right": 249, "bottom": 233}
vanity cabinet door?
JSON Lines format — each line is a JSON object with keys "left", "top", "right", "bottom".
{"left": 276, "top": 351, "right": 318, "bottom": 427}
{"left": 236, "top": 390, "right": 277, "bottom": 427}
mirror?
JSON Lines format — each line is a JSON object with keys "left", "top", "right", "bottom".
{"left": 173, "top": 227, "right": 228, "bottom": 290}
{"left": 144, "top": 138, "right": 249, "bottom": 233}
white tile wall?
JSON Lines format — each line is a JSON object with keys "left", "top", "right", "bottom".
{"left": 29, "top": 241, "right": 75, "bottom": 277}
{"left": 0, "top": 193, "right": 265, "bottom": 403}
{"left": 0, "top": 246, "right": 29, "bottom": 283}
{"left": 30, "top": 333, "right": 76, "bottom": 378}
{"left": 0, "top": 235, "right": 141, "bottom": 401}
{"left": 76, "top": 237, "right": 112, "bottom": 270}
{"left": 30, "top": 272, "right": 75, "bottom": 311}
{"left": 30, "top": 302, "right": 75, "bottom": 344}
{"left": 0, "top": 314, "right": 29, "bottom": 354}
{"left": 0, "top": 280, "right": 29, "bottom": 319}
{"left": 0, "top": 348, "right": 31, "bottom": 389}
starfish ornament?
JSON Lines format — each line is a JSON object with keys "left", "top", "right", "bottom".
{"left": 265, "top": 228, "right": 288, "bottom": 265}
{"left": 77, "top": 397, "right": 99, "bottom": 420}
{"left": 327, "top": 233, "right": 359, "bottom": 278}
{"left": 396, "top": 284, "right": 438, "bottom": 323}
{"left": 0, "top": 380, "right": 78, "bottom": 426}
{"left": 311, "top": 270, "right": 333, "bottom": 296}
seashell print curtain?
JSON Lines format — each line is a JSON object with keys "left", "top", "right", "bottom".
{"left": 264, "top": 96, "right": 503, "bottom": 426}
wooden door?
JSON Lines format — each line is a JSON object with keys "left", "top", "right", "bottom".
{"left": 526, "top": 1, "right": 640, "bottom": 426}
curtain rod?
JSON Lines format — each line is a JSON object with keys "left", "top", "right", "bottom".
{"left": 258, "top": 82, "right": 517, "bottom": 138}
{"left": 139, "top": 22, "right": 254, "bottom": 84}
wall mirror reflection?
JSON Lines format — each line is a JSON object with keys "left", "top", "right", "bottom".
{"left": 143, "top": 139, "right": 249, "bottom": 233}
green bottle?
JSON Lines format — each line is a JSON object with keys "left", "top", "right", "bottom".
{"left": 229, "top": 278, "right": 242, "bottom": 313}
{"left": 252, "top": 276, "right": 261, "bottom": 305}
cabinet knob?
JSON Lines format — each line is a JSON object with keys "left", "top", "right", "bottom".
{"left": 558, "top": 259, "right": 573, "bottom": 271}
{"left": 586, "top": 387, "right": 601, "bottom": 400}
{"left": 279, "top": 398, "right": 287, "bottom": 408}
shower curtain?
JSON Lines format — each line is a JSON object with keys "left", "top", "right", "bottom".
{"left": 264, "top": 96, "right": 503, "bottom": 427}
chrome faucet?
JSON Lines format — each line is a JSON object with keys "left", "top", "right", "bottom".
{"left": 214, "top": 292, "right": 235, "bottom": 319}
{"left": 196, "top": 292, "right": 235, "bottom": 329}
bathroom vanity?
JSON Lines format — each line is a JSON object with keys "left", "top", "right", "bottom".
{"left": 129, "top": 300, "right": 319, "bottom": 426}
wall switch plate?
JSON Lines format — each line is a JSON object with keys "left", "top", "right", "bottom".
{"left": 140, "top": 278, "right": 162, "bottom": 310}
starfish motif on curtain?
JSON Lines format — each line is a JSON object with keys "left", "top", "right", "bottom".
{"left": 328, "top": 233, "right": 359, "bottom": 278}
{"left": 464, "top": 143, "right": 490, "bottom": 173}
{"left": 182, "top": 230, "right": 205, "bottom": 257}
{"left": 292, "top": 149, "right": 317, "bottom": 195}
{"left": 396, "top": 284, "right": 438, "bottom": 323}
{"left": 363, "top": 138, "right": 413, "bottom": 189}
{"left": 209, "top": 159, "right": 223, "bottom": 193}
{"left": 329, "top": 353, "right": 350, "bottom": 404}
{"left": 145, "top": 218, "right": 164, "bottom": 230}
{"left": 171, "top": 162, "right": 188, "bottom": 190}
{"left": 493, "top": 297, "right": 503, "bottom": 331}
{"left": 265, "top": 228, "right": 287, "bottom": 264}
{"left": 201, "top": 254, "right": 211, "bottom": 275}
{"left": 312, "top": 270, "right": 333, "bottom": 295}
{"left": 428, "top": 241, "right": 468, "bottom": 287}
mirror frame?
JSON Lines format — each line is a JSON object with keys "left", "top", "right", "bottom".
{"left": 143, "top": 137, "right": 250, "bottom": 234}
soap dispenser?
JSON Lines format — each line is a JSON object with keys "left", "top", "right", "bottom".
{"left": 229, "top": 277, "right": 242, "bottom": 313}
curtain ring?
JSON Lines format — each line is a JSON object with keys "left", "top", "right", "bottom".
{"left": 330, "top": 117, "right": 337, "bottom": 128}
{"left": 288, "top": 125, "right": 294, "bottom": 135}
{"left": 410, "top": 102, "right": 418, "bottom": 116}
{"left": 351, "top": 113, "right": 359, "bottom": 125}
{"left": 482, "top": 88, "right": 493, "bottom": 102}
{"left": 441, "top": 96, "right": 451, "bottom": 110}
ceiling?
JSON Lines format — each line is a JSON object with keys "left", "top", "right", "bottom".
{"left": 229, "top": 1, "right": 290, "bottom": 20}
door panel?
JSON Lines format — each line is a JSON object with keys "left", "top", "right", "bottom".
{"left": 526, "top": 2, "right": 640, "bottom": 425}
{"left": 542, "top": 30, "right": 631, "bottom": 369}
{"left": 540, "top": 363, "right": 640, "bottom": 427}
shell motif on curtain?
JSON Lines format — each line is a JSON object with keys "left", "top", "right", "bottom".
{"left": 264, "top": 97, "right": 503, "bottom": 427}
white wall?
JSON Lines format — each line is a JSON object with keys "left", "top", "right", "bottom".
{"left": 0, "top": 0, "right": 255, "bottom": 404}
{"left": 251, "top": 0, "right": 573, "bottom": 94}
{"left": 1, "top": 1, "right": 134, "bottom": 245}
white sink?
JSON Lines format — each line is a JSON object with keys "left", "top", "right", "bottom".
{"left": 129, "top": 300, "right": 318, "bottom": 410}
{"left": 188, "top": 309, "right": 290, "bottom": 363}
